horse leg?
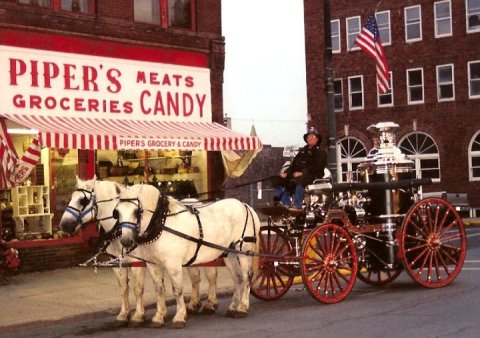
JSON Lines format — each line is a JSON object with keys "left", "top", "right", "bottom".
{"left": 236, "top": 255, "right": 253, "bottom": 315}
{"left": 112, "top": 267, "right": 130, "bottom": 325}
{"left": 186, "top": 267, "right": 202, "bottom": 314}
{"left": 201, "top": 267, "right": 219, "bottom": 315}
{"left": 146, "top": 263, "right": 168, "bottom": 328}
{"left": 129, "top": 266, "right": 146, "bottom": 326}
{"left": 165, "top": 263, "right": 187, "bottom": 329}
{"left": 223, "top": 255, "right": 249, "bottom": 318}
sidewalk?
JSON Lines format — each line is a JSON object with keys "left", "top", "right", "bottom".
{"left": 0, "top": 265, "right": 233, "bottom": 331}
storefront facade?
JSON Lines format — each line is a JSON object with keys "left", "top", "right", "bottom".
{"left": 0, "top": 1, "right": 261, "bottom": 271}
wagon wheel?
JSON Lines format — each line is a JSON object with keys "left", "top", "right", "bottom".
{"left": 400, "top": 197, "right": 467, "bottom": 288}
{"left": 301, "top": 223, "right": 358, "bottom": 304}
{"left": 357, "top": 263, "right": 403, "bottom": 286}
{"left": 250, "top": 226, "right": 295, "bottom": 301}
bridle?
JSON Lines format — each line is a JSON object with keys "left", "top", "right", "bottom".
{"left": 64, "top": 188, "right": 98, "bottom": 226}
{"left": 115, "top": 198, "right": 144, "bottom": 233}
{"left": 65, "top": 188, "right": 119, "bottom": 227}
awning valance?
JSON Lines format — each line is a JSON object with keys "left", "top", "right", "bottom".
{"left": 2, "top": 114, "right": 262, "bottom": 151}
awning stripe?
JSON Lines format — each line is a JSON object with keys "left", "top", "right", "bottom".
{"left": 2, "top": 114, "right": 262, "bottom": 151}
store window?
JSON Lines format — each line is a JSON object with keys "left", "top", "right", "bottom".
{"left": 346, "top": 16, "right": 361, "bottom": 51}
{"left": 134, "top": 0, "right": 194, "bottom": 30}
{"left": 348, "top": 75, "right": 363, "bottom": 110}
{"left": 469, "top": 130, "right": 480, "bottom": 180}
{"left": 334, "top": 78, "right": 343, "bottom": 112}
{"left": 96, "top": 149, "right": 206, "bottom": 200}
{"left": 405, "top": 5, "right": 422, "bottom": 42}
{"left": 468, "top": 60, "right": 480, "bottom": 98}
{"left": 336, "top": 137, "right": 367, "bottom": 182}
{"left": 398, "top": 132, "right": 440, "bottom": 182}
{"left": 331, "top": 19, "right": 341, "bottom": 53}
{"left": 436, "top": 64, "right": 455, "bottom": 101}
{"left": 407, "top": 68, "right": 424, "bottom": 104}
{"left": 434, "top": 0, "right": 452, "bottom": 37}
{"left": 378, "top": 71, "right": 393, "bottom": 106}
{"left": 466, "top": 0, "right": 480, "bottom": 33}
{"left": 375, "top": 10, "right": 391, "bottom": 45}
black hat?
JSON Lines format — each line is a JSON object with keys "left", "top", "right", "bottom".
{"left": 303, "top": 127, "right": 322, "bottom": 143}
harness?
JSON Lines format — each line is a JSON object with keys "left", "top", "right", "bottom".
{"left": 118, "top": 192, "right": 260, "bottom": 267}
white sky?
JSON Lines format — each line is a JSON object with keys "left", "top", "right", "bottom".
{"left": 222, "top": 0, "right": 308, "bottom": 148}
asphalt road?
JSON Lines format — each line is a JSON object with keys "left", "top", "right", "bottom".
{"left": 3, "top": 227, "right": 480, "bottom": 338}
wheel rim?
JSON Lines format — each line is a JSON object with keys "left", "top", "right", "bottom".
{"left": 357, "top": 264, "right": 403, "bottom": 286}
{"left": 250, "top": 226, "right": 294, "bottom": 300}
{"left": 301, "top": 224, "right": 358, "bottom": 304}
{"left": 400, "top": 197, "right": 467, "bottom": 288}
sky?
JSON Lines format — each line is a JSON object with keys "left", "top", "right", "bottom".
{"left": 222, "top": 0, "right": 308, "bottom": 148}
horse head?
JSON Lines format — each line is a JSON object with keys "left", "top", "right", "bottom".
{"left": 114, "top": 184, "right": 146, "bottom": 249}
{"left": 59, "top": 176, "right": 97, "bottom": 234}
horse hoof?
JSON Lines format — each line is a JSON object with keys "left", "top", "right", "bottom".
{"left": 129, "top": 320, "right": 144, "bottom": 328}
{"left": 225, "top": 310, "right": 248, "bottom": 318}
{"left": 114, "top": 319, "right": 129, "bottom": 327}
{"left": 187, "top": 303, "right": 202, "bottom": 314}
{"left": 201, "top": 305, "right": 218, "bottom": 315}
{"left": 171, "top": 321, "right": 186, "bottom": 329}
{"left": 146, "top": 321, "right": 165, "bottom": 329}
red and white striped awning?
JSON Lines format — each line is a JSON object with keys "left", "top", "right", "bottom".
{"left": 2, "top": 114, "right": 262, "bottom": 151}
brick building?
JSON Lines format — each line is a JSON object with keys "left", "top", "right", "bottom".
{"left": 0, "top": 0, "right": 262, "bottom": 272}
{"left": 304, "top": 0, "right": 480, "bottom": 210}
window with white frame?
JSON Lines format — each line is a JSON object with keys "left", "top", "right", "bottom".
{"left": 436, "top": 64, "right": 455, "bottom": 101}
{"left": 19, "top": 0, "right": 95, "bottom": 14}
{"left": 434, "top": 1, "right": 452, "bottom": 37}
{"left": 348, "top": 75, "right": 364, "bottom": 109}
{"left": 334, "top": 78, "right": 343, "bottom": 112}
{"left": 378, "top": 71, "right": 393, "bottom": 106}
{"left": 405, "top": 5, "right": 422, "bottom": 42}
{"left": 376, "top": 10, "right": 391, "bottom": 45}
{"left": 331, "top": 19, "right": 341, "bottom": 53}
{"left": 399, "top": 132, "right": 441, "bottom": 182}
{"left": 134, "top": 0, "right": 194, "bottom": 29}
{"left": 468, "top": 60, "right": 480, "bottom": 98}
{"left": 469, "top": 131, "right": 480, "bottom": 180}
{"left": 336, "top": 137, "right": 367, "bottom": 182}
{"left": 407, "top": 68, "right": 424, "bottom": 103}
{"left": 346, "top": 16, "right": 361, "bottom": 50}
{"left": 466, "top": 0, "right": 480, "bottom": 33}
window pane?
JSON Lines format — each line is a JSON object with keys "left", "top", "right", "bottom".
{"left": 439, "top": 84, "right": 453, "bottom": 98}
{"left": 350, "top": 77, "right": 362, "bottom": 91}
{"left": 410, "top": 87, "right": 423, "bottom": 101}
{"left": 435, "top": 2, "right": 451, "bottom": 36}
{"left": 438, "top": 66, "right": 452, "bottom": 81}
{"left": 19, "top": 0, "right": 51, "bottom": 6}
{"left": 134, "top": 0, "right": 161, "bottom": 24}
{"left": 409, "top": 70, "right": 422, "bottom": 85}
{"left": 406, "top": 6, "right": 421, "bottom": 40}
{"left": 334, "top": 79, "right": 343, "bottom": 111}
{"left": 168, "top": 0, "right": 192, "bottom": 29}
{"left": 467, "top": 0, "right": 480, "bottom": 31}
{"left": 347, "top": 17, "right": 360, "bottom": 49}
{"left": 472, "top": 156, "right": 480, "bottom": 166}
{"left": 351, "top": 93, "right": 363, "bottom": 107}
{"left": 331, "top": 20, "right": 340, "bottom": 52}
{"left": 470, "top": 62, "right": 480, "bottom": 96}
{"left": 376, "top": 11, "right": 390, "bottom": 44}
{"left": 61, "top": 0, "right": 90, "bottom": 13}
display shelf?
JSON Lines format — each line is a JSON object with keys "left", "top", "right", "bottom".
{"left": 11, "top": 185, "right": 52, "bottom": 239}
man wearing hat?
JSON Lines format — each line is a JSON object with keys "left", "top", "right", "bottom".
{"left": 275, "top": 127, "right": 327, "bottom": 211}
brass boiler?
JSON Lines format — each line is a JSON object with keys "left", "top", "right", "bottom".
{"left": 360, "top": 122, "right": 415, "bottom": 268}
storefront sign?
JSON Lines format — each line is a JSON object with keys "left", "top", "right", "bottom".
{"left": 0, "top": 45, "right": 212, "bottom": 123}
{"left": 119, "top": 137, "right": 203, "bottom": 150}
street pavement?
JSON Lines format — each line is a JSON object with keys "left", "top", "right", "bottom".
{"left": 0, "top": 265, "right": 234, "bottom": 332}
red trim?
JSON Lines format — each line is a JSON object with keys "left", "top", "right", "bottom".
{"left": 8, "top": 236, "right": 83, "bottom": 249}
{"left": 0, "top": 29, "right": 208, "bottom": 67}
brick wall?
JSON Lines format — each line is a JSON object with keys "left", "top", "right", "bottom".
{"left": 304, "top": 0, "right": 480, "bottom": 207}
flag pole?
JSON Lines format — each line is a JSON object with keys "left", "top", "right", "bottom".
{"left": 324, "top": 0, "right": 337, "bottom": 181}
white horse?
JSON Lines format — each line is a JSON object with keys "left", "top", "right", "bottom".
{"left": 59, "top": 177, "right": 219, "bottom": 327}
{"left": 114, "top": 183, "right": 260, "bottom": 328}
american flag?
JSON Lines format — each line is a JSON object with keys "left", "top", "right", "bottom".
{"left": 355, "top": 16, "right": 390, "bottom": 94}
{"left": 0, "top": 118, "right": 40, "bottom": 189}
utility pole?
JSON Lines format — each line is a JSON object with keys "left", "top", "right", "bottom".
{"left": 324, "top": 0, "right": 337, "bottom": 180}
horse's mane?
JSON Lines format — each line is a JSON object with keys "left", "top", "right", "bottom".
{"left": 166, "top": 196, "right": 187, "bottom": 213}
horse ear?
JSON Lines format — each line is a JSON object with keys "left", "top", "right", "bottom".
{"left": 114, "top": 182, "right": 123, "bottom": 196}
